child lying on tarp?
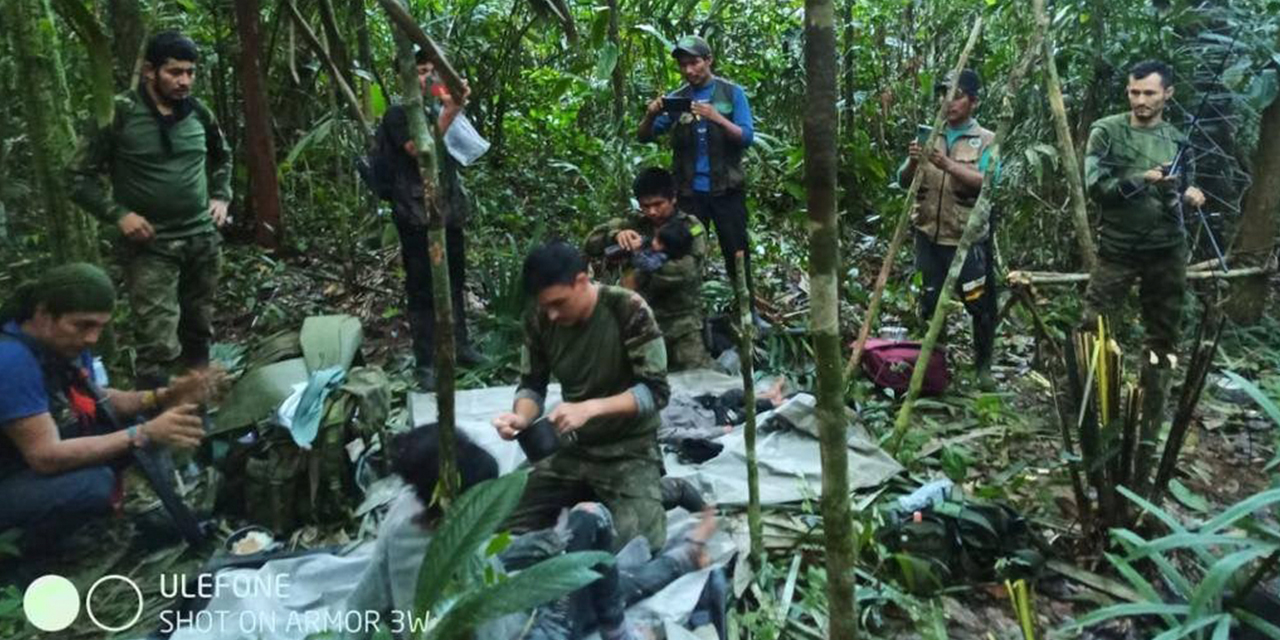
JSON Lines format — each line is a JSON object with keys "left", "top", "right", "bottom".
{"left": 343, "top": 424, "right": 716, "bottom": 639}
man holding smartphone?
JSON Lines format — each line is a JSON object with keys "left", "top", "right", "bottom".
{"left": 638, "top": 36, "right": 764, "bottom": 330}
{"left": 898, "top": 69, "right": 1000, "bottom": 391}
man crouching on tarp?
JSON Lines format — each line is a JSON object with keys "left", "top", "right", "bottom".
{"left": 345, "top": 425, "right": 715, "bottom": 639}
{"left": 493, "top": 241, "right": 671, "bottom": 552}
{"left": 0, "top": 263, "right": 222, "bottom": 555}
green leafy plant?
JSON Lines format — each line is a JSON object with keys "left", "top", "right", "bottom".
{"left": 410, "top": 469, "right": 613, "bottom": 640}
{"left": 1058, "top": 486, "right": 1280, "bottom": 639}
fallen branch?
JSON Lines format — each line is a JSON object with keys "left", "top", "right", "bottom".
{"left": 1007, "top": 264, "right": 1273, "bottom": 286}
{"left": 842, "top": 16, "right": 985, "bottom": 383}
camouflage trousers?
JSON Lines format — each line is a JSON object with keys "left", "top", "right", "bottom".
{"left": 505, "top": 445, "right": 666, "bottom": 552}
{"left": 660, "top": 314, "right": 712, "bottom": 372}
{"left": 1081, "top": 245, "right": 1186, "bottom": 356}
{"left": 122, "top": 233, "right": 221, "bottom": 385}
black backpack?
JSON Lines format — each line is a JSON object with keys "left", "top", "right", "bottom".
{"left": 355, "top": 116, "right": 397, "bottom": 201}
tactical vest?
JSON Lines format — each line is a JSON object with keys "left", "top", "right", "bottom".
{"left": 671, "top": 78, "right": 745, "bottom": 196}
{"left": 910, "top": 122, "right": 996, "bottom": 246}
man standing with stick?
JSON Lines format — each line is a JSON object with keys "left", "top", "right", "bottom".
{"left": 898, "top": 69, "right": 1000, "bottom": 391}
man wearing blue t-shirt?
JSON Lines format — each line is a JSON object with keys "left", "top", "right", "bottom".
{"left": 639, "top": 35, "right": 766, "bottom": 330}
{"left": 0, "top": 263, "right": 213, "bottom": 552}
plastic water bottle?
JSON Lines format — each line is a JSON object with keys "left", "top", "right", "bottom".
{"left": 91, "top": 357, "right": 110, "bottom": 387}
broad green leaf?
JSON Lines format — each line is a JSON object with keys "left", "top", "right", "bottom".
{"left": 1152, "top": 614, "right": 1226, "bottom": 640}
{"left": 634, "top": 24, "right": 674, "bottom": 52}
{"left": 1223, "top": 371, "right": 1280, "bottom": 429}
{"left": 282, "top": 117, "right": 336, "bottom": 174}
{"left": 426, "top": 550, "right": 614, "bottom": 640}
{"left": 1202, "top": 488, "right": 1280, "bottom": 534}
{"left": 1117, "top": 485, "right": 1215, "bottom": 565}
{"left": 1170, "top": 479, "right": 1211, "bottom": 513}
{"left": 595, "top": 43, "right": 619, "bottom": 82}
{"left": 1234, "top": 608, "right": 1280, "bottom": 640}
{"left": 1061, "top": 602, "right": 1190, "bottom": 632}
{"left": 1188, "top": 547, "right": 1274, "bottom": 619}
{"left": 1212, "top": 616, "right": 1233, "bottom": 640}
{"left": 1128, "top": 533, "right": 1267, "bottom": 559}
{"left": 1246, "top": 69, "right": 1279, "bottom": 111}
{"left": 414, "top": 470, "right": 530, "bottom": 619}
{"left": 1111, "top": 530, "right": 1192, "bottom": 599}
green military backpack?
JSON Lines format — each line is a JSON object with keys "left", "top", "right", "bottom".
{"left": 212, "top": 316, "right": 391, "bottom": 535}
{"left": 877, "top": 493, "right": 1046, "bottom": 593}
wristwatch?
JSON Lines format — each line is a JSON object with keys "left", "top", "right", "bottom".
{"left": 125, "top": 425, "right": 149, "bottom": 449}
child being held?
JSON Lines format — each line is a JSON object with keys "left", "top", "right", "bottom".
{"left": 630, "top": 222, "right": 694, "bottom": 273}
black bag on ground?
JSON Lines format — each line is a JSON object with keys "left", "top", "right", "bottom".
{"left": 877, "top": 495, "right": 1045, "bottom": 591}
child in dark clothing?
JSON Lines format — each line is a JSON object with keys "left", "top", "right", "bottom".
{"left": 630, "top": 221, "right": 694, "bottom": 274}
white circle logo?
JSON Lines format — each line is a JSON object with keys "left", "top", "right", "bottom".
{"left": 85, "top": 574, "right": 144, "bottom": 632}
{"left": 22, "top": 574, "right": 80, "bottom": 632}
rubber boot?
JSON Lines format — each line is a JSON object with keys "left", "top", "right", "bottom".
{"left": 973, "top": 310, "right": 997, "bottom": 392}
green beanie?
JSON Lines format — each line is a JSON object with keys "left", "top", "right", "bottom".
{"left": 0, "top": 262, "right": 116, "bottom": 323}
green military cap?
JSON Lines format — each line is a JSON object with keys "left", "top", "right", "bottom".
{"left": 672, "top": 35, "right": 713, "bottom": 59}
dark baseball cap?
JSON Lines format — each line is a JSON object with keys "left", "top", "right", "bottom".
{"left": 672, "top": 35, "right": 713, "bottom": 59}
{"left": 936, "top": 69, "right": 982, "bottom": 99}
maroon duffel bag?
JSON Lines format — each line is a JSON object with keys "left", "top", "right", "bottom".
{"left": 860, "top": 338, "right": 950, "bottom": 396}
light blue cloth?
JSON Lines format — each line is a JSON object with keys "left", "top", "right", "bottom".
{"left": 287, "top": 366, "right": 347, "bottom": 448}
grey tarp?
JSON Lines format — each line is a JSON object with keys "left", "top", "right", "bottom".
{"left": 165, "top": 371, "right": 898, "bottom": 639}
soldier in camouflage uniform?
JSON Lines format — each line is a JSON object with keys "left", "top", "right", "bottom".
{"left": 1081, "top": 60, "right": 1205, "bottom": 356}
{"left": 585, "top": 168, "right": 712, "bottom": 371}
{"left": 0, "top": 264, "right": 217, "bottom": 553}
{"left": 1081, "top": 60, "right": 1206, "bottom": 439}
{"left": 493, "top": 242, "right": 670, "bottom": 551}
{"left": 69, "top": 32, "right": 232, "bottom": 388}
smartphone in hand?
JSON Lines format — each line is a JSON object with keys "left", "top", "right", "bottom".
{"left": 663, "top": 97, "right": 693, "bottom": 114}
{"left": 916, "top": 124, "right": 934, "bottom": 145}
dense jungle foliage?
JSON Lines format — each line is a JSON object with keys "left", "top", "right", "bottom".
{"left": 2, "top": 0, "right": 1280, "bottom": 638}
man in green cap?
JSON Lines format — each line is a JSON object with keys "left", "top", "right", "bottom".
{"left": 638, "top": 35, "right": 766, "bottom": 331}
{"left": 584, "top": 167, "right": 713, "bottom": 371}
{"left": 69, "top": 30, "right": 232, "bottom": 388}
{"left": 898, "top": 68, "right": 1001, "bottom": 390}
{"left": 0, "top": 263, "right": 218, "bottom": 552}
{"left": 1081, "top": 60, "right": 1205, "bottom": 429}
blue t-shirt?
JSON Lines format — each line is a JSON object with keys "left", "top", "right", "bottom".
{"left": 651, "top": 79, "right": 754, "bottom": 193}
{"left": 0, "top": 321, "right": 96, "bottom": 476}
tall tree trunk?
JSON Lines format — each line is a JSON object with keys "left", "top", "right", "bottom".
{"left": 235, "top": 0, "right": 284, "bottom": 249}
{"left": 7, "top": 0, "right": 98, "bottom": 262}
{"left": 382, "top": 0, "right": 460, "bottom": 502}
{"left": 734, "top": 252, "right": 763, "bottom": 569}
{"left": 1225, "top": 31, "right": 1280, "bottom": 323}
{"left": 108, "top": 0, "right": 144, "bottom": 89}
{"left": 52, "top": 0, "right": 115, "bottom": 129}
{"left": 1034, "top": 0, "right": 1097, "bottom": 272}
{"left": 804, "top": 1, "right": 856, "bottom": 637}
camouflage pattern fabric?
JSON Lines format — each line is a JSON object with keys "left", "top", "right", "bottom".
{"left": 1081, "top": 245, "right": 1187, "bottom": 356}
{"left": 510, "top": 285, "right": 670, "bottom": 550}
{"left": 123, "top": 232, "right": 221, "bottom": 383}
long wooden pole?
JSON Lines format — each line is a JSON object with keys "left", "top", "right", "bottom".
{"left": 1034, "top": 0, "right": 1097, "bottom": 272}
{"left": 375, "top": 0, "right": 467, "bottom": 103}
{"left": 384, "top": 0, "right": 458, "bottom": 503}
{"left": 843, "top": 17, "right": 985, "bottom": 383}
{"left": 889, "top": 25, "right": 1045, "bottom": 455}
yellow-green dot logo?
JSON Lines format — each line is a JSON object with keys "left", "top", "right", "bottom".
{"left": 23, "top": 574, "right": 80, "bottom": 632}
